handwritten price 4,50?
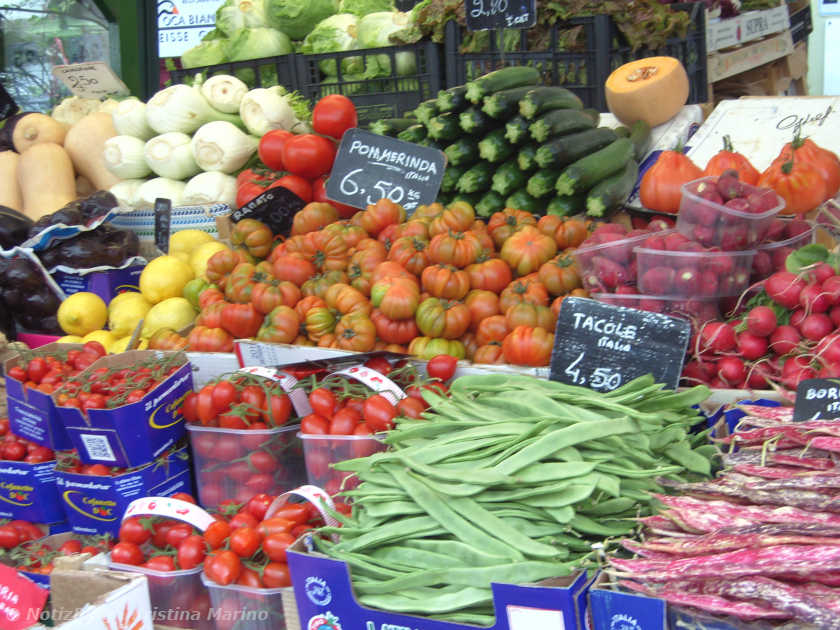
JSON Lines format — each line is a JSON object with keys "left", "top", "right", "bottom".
{"left": 564, "top": 351, "right": 622, "bottom": 391}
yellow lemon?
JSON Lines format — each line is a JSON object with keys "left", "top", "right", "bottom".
{"left": 56, "top": 335, "right": 84, "bottom": 344}
{"left": 139, "top": 256, "right": 195, "bottom": 304}
{"left": 189, "top": 241, "right": 229, "bottom": 280}
{"left": 110, "top": 336, "right": 149, "bottom": 353}
{"left": 108, "top": 291, "right": 147, "bottom": 311}
{"left": 57, "top": 292, "right": 108, "bottom": 336}
{"left": 141, "top": 297, "right": 196, "bottom": 338}
{"left": 172, "top": 251, "right": 191, "bottom": 265}
{"left": 82, "top": 329, "right": 117, "bottom": 352}
{"left": 169, "top": 229, "right": 215, "bottom": 256}
{"left": 108, "top": 295, "right": 152, "bottom": 338}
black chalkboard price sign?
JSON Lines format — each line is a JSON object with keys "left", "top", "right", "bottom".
{"left": 793, "top": 378, "right": 840, "bottom": 421}
{"left": 549, "top": 297, "right": 691, "bottom": 391}
{"left": 465, "top": 0, "right": 536, "bottom": 31}
{"left": 0, "top": 83, "right": 19, "bottom": 121}
{"left": 154, "top": 198, "right": 172, "bottom": 254}
{"left": 231, "top": 186, "right": 306, "bottom": 237}
{"left": 326, "top": 128, "right": 446, "bottom": 214}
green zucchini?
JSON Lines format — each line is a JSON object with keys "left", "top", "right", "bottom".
{"left": 465, "top": 66, "right": 540, "bottom": 104}
{"left": 529, "top": 109, "right": 596, "bottom": 143}
{"left": 582, "top": 108, "right": 601, "bottom": 124}
{"left": 478, "top": 128, "right": 515, "bottom": 163}
{"left": 436, "top": 86, "right": 469, "bottom": 114}
{"left": 517, "top": 144, "right": 539, "bottom": 172}
{"left": 629, "top": 119, "right": 652, "bottom": 161}
{"left": 369, "top": 118, "right": 416, "bottom": 136}
{"left": 397, "top": 124, "right": 427, "bottom": 144}
{"left": 427, "top": 112, "right": 462, "bottom": 141}
{"left": 417, "top": 138, "right": 445, "bottom": 150}
{"left": 475, "top": 190, "right": 506, "bottom": 218}
{"left": 441, "top": 165, "right": 468, "bottom": 193}
{"left": 444, "top": 137, "right": 479, "bottom": 167}
{"left": 555, "top": 138, "right": 634, "bottom": 196}
{"left": 526, "top": 168, "right": 562, "bottom": 198}
{"left": 481, "top": 87, "right": 534, "bottom": 120}
{"left": 586, "top": 160, "right": 639, "bottom": 217}
{"left": 506, "top": 189, "right": 545, "bottom": 214}
{"left": 491, "top": 159, "right": 527, "bottom": 196}
{"left": 413, "top": 99, "right": 439, "bottom": 125}
{"left": 456, "top": 161, "right": 493, "bottom": 194}
{"left": 613, "top": 126, "right": 631, "bottom": 138}
{"left": 459, "top": 107, "right": 494, "bottom": 134}
{"left": 535, "top": 127, "right": 619, "bottom": 170}
{"left": 436, "top": 192, "right": 453, "bottom": 206}
{"left": 547, "top": 193, "right": 587, "bottom": 217}
{"left": 519, "top": 87, "right": 583, "bottom": 119}
{"left": 451, "top": 191, "right": 483, "bottom": 206}
{"left": 505, "top": 116, "right": 531, "bottom": 144}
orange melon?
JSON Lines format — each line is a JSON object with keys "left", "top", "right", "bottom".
{"left": 605, "top": 56, "right": 689, "bottom": 128}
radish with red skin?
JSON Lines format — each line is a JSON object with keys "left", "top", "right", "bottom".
{"left": 781, "top": 356, "right": 816, "bottom": 389}
{"left": 716, "top": 169, "right": 742, "bottom": 200}
{"left": 822, "top": 276, "right": 840, "bottom": 305}
{"left": 664, "top": 232, "right": 691, "bottom": 251}
{"left": 698, "top": 271, "right": 719, "bottom": 296}
{"left": 590, "top": 256, "right": 629, "bottom": 289}
{"left": 638, "top": 298, "right": 665, "bottom": 313}
{"left": 692, "top": 225, "right": 716, "bottom": 245}
{"left": 799, "top": 313, "right": 834, "bottom": 341}
{"left": 709, "top": 377, "right": 727, "bottom": 388}
{"left": 786, "top": 219, "right": 812, "bottom": 238}
{"left": 765, "top": 271, "right": 806, "bottom": 309}
{"left": 683, "top": 360, "right": 714, "bottom": 383}
{"left": 641, "top": 234, "right": 667, "bottom": 250}
{"left": 648, "top": 218, "right": 674, "bottom": 231}
{"left": 817, "top": 362, "right": 840, "bottom": 378}
{"left": 747, "top": 363, "right": 773, "bottom": 388}
{"left": 747, "top": 188, "right": 781, "bottom": 213}
{"left": 810, "top": 262, "right": 835, "bottom": 284}
{"left": 816, "top": 334, "right": 840, "bottom": 364}
{"left": 746, "top": 306, "right": 777, "bottom": 337}
{"left": 830, "top": 305, "right": 840, "bottom": 328}
{"left": 789, "top": 308, "right": 807, "bottom": 328}
{"left": 751, "top": 251, "right": 773, "bottom": 279}
{"left": 705, "top": 254, "right": 735, "bottom": 276}
{"left": 738, "top": 332, "right": 769, "bottom": 360}
{"left": 769, "top": 325, "right": 801, "bottom": 355}
{"left": 799, "top": 283, "right": 831, "bottom": 313}
{"left": 673, "top": 268, "right": 699, "bottom": 295}
{"left": 724, "top": 198, "right": 751, "bottom": 213}
{"left": 771, "top": 247, "right": 793, "bottom": 271}
{"left": 641, "top": 267, "right": 675, "bottom": 295}
{"left": 615, "top": 284, "right": 639, "bottom": 295}
{"left": 718, "top": 356, "right": 748, "bottom": 386}
{"left": 698, "top": 321, "right": 737, "bottom": 354}
{"left": 764, "top": 219, "right": 786, "bottom": 241}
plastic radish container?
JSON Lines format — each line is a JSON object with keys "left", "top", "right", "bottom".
{"left": 592, "top": 293, "right": 720, "bottom": 328}
{"left": 676, "top": 175, "right": 784, "bottom": 250}
{"left": 572, "top": 227, "right": 655, "bottom": 294}
{"left": 751, "top": 218, "right": 815, "bottom": 281}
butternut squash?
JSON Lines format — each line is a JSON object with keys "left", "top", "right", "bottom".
{"left": 18, "top": 143, "right": 76, "bottom": 220}
{"left": 0, "top": 150, "right": 23, "bottom": 211}
{"left": 63, "top": 111, "right": 120, "bottom": 191}
{"left": 605, "top": 56, "right": 689, "bottom": 128}
{"left": 12, "top": 113, "right": 68, "bottom": 153}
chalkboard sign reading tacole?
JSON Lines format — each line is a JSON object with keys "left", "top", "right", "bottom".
{"left": 326, "top": 128, "right": 446, "bottom": 214}
{"left": 549, "top": 297, "right": 691, "bottom": 391}
{"left": 231, "top": 186, "right": 306, "bottom": 237}
{"left": 154, "top": 198, "right": 172, "bottom": 254}
{"left": 465, "top": 0, "right": 537, "bottom": 31}
{"left": 793, "top": 378, "right": 840, "bottom": 421}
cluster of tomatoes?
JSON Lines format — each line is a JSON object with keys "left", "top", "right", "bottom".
{"left": 0, "top": 519, "right": 50, "bottom": 551}
{"left": 55, "top": 353, "right": 183, "bottom": 415}
{"left": 184, "top": 373, "right": 293, "bottom": 430}
{"left": 1, "top": 520, "right": 113, "bottom": 574}
{"left": 0, "top": 419, "right": 54, "bottom": 464}
{"left": 6, "top": 341, "right": 107, "bottom": 395}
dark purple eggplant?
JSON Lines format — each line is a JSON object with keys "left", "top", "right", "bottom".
{"left": 18, "top": 312, "right": 61, "bottom": 335}
{"left": 0, "top": 112, "right": 33, "bottom": 152}
{"left": 0, "top": 205, "right": 33, "bottom": 249}
{"left": 0, "top": 295, "right": 16, "bottom": 340}
{"left": 21, "top": 289, "right": 60, "bottom": 316}
{"left": 79, "top": 191, "right": 117, "bottom": 220}
{"left": 38, "top": 224, "right": 138, "bottom": 269}
{"left": 2, "top": 257, "right": 44, "bottom": 292}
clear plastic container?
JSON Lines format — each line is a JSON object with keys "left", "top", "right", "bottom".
{"left": 676, "top": 177, "right": 785, "bottom": 249}
{"left": 187, "top": 424, "right": 306, "bottom": 511}
{"left": 634, "top": 246, "right": 756, "bottom": 297}
{"left": 111, "top": 559, "right": 212, "bottom": 629}
{"left": 201, "top": 572, "right": 292, "bottom": 630}
{"left": 592, "top": 293, "right": 720, "bottom": 327}
{"left": 299, "top": 433, "right": 387, "bottom": 497}
{"left": 572, "top": 231, "right": 653, "bottom": 294}
{"left": 751, "top": 218, "right": 815, "bottom": 281}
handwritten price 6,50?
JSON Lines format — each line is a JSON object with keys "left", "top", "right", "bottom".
{"left": 564, "top": 351, "right": 622, "bottom": 391}
{"left": 339, "top": 168, "right": 407, "bottom": 205}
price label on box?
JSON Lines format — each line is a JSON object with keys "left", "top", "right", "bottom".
{"left": 465, "top": 0, "right": 536, "bottom": 30}
{"left": 52, "top": 62, "right": 130, "bottom": 99}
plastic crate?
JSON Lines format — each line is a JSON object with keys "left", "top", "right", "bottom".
{"left": 790, "top": 2, "right": 813, "bottom": 45}
{"left": 169, "top": 55, "right": 297, "bottom": 90}
{"left": 293, "top": 41, "right": 444, "bottom": 125}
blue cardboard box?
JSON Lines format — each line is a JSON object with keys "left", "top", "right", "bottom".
{"left": 0, "top": 458, "right": 65, "bottom": 523}
{"left": 288, "top": 538, "right": 593, "bottom": 630}
{"left": 50, "top": 262, "right": 144, "bottom": 304}
{"left": 54, "top": 445, "right": 193, "bottom": 536}
{"left": 54, "top": 350, "right": 193, "bottom": 468}
{"left": 3, "top": 343, "right": 76, "bottom": 450}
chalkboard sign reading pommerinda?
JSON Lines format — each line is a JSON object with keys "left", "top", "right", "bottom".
{"left": 231, "top": 186, "right": 306, "bottom": 237}
{"left": 0, "top": 83, "right": 19, "bottom": 121}
{"left": 154, "top": 198, "right": 172, "bottom": 254}
{"left": 793, "top": 378, "right": 840, "bottom": 421}
{"left": 549, "top": 297, "right": 691, "bottom": 391}
{"left": 465, "top": 0, "right": 537, "bottom": 30}
{"left": 326, "top": 128, "right": 446, "bottom": 214}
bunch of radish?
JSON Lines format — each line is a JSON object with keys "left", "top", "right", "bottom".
{"left": 683, "top": 259, "right": 840, "bottom": 391}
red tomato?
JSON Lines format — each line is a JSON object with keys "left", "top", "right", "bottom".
{"left": 230, "top": 526, "right": 262, "bottom": 558}
{"left": 267, "top": 393, "right": 292, "bottom": 426}
{"left": 427, "top": 354, "right": 458, "bottom": 381}
{"left": 0, "top": 525, "right": 20, "bottom": 549}
{"left": 81, "top": 463, "right": 110, "bottom": 476}
{"left": 312, "top": 95, "right": 357, "bottom": 139}
{"left": 181, "top": 392, "right": 198, "bottom": 423}
{"left": 204, "top": 520, "right": 231, "bottom": 550}
{"left": 119, "top": 517, "right": 151, "bottom": 545}
{"left": 211, "top": 381, "right": 239, "bottom": 415}
{"left": 143, "top": 555, "right": 177, "bottom": 572}
{"left": 257, "top": 517, "right": 294, "bottom": 538}
{"left": 364, "top": 356, "right": 393, "bottom": 375}
{"left": 246, "top": 493, "right": 275, "bottom": 521}
{"left": 151, "top": 521, "right": 176, "bottom": 548}
{"left": 396, "top": 397, "right": 426, "bottom": 419}
{"left": 196, "top": 384, "right": 217, "bottom": 426}
{"left": 311, "top": 176, "right": 358, "bottom": 219}
{"left": 26, "top": 357, "right": 48, "bottom": 384}
{"left": 267, "top": 503, "right": 310, "bottom": 526}
{"left": 353, "top": 422, "right": 373, "bottom": 436}
{"left": 240, "top": 385, "right": 267, "bottom": 419}
{"left": 165, "top": 522, "right": 194, "bottom": 549}
{"left": 228, "top": 511, "right": 259, "bottom": 530}
{"left": 237, "top": 567, "right": 263, "bottom": 588}
{"left": 262, "top": 562, "right": 292, "bottom": 587}
{"left": 300, "top": 413, "right": 329, "bottom": 435}
{"left": 58, "top": 539, "right": 83, "bottom": 554}
{"left": 263, "top": 532, "right": 296, "bottom": 563}
{"left": 206, "top": 550, "right": 241, "bottom": 585}
{"left": 281, "top": 134, "right": 336, "bottom": 180}
{"left": 258, "top": 129, "right": 294, "bottom": 171}
{"left": 363, "top": 395, "right": 397, "bottom": 432}
{"left": 269, "top": 175, "right": 313, "bottom": 203}
{"left": 171, "top": 492, "right": 196, "bottom": 504}
{"left": 82, "top": 341, "right": 107, "bottom": 359}
{"left": 111, "top": 541, "right": 144, "bottom": 566}
{"left": 309, "top": 388, "right": 337, "bottom": 419}
{"left": 329, "top": 408, "right": 360, "bottom": 435}
{"left": 177, "top": 534, "right": 206, "bottom": 569}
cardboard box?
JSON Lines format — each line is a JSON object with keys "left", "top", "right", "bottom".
{"left": 706, "top": 5, "right": 791, "bottom": 52}
{"left": 4, "top": 344, "right": 77, "bottom": 450}
{"left": 0, "top": 458, "right": 65, "bottom": 523}
{"left": 287, "top": 538, "right": 594, "bottom": 630}
{"left": 55, "top": 446, "right": 192, "bottom": 536}
{"left": 54, "top": 351, "right": 192, "bottom": 468}
{"left": 708, "top": 29, "right": 795, "bottom": 82}
{"left": 50, "top": 264, "right": 144, "bottom": 304}
{"left": 10, "top": 531, "right": 108, "bottom": 589}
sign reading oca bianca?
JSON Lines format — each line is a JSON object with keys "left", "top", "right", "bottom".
{"left": 157, "top": 0, "right": 225, "bottom": 58}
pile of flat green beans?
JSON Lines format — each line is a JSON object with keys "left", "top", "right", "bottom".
{"left": 315, "top": 374, "right": 716, "bottom": 625}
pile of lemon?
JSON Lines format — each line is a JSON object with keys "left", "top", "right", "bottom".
{"left": 56, "top": 230, "right": 230, "bottom": 353}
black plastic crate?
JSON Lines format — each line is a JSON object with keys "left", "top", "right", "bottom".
{"left": 443, "top": 17, "right": 608, "bottom": 109}
{"left": 293, "top": 42, "right": 444, "bottom": 125}
{"left": 169, "top": 55, "right": 297, "bottom": 90}
{"left": 790, "top": 2, "right": 813, "bottom": 45}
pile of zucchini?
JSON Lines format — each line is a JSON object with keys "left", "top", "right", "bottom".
{"left": 370, "top": 67, "right": 651, "bottom": 218}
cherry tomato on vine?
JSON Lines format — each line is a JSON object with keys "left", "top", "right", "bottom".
{"left": 363, "top": 395, "right": 397, "bottom": 432}
{"left": 309, "top": 387, "right": 337, "bottom": 419}
{"left": 203, "top": 520, "right": 231, "bottom": 550}
{"left": 177, "top": 535, "right": 206, "bottom": 570}
{"left": 112, "top": 541, "right": 144, "bottom": 566}
{"left": 206, "top": 550, "right": 242, "bottom": 585}
{"left": 300, "top": 413, "right": 329, "bottom": 435}
{"left": 427, "top": 354, "right": 458, "bottom": 382}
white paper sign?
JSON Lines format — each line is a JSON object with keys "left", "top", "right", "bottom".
{"left": 52, "top": 62, "right": 130, "bottom": 99}
{"left": 157, "top": 0, "right": 225, "bottom": 58}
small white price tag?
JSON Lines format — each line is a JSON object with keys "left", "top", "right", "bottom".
{"left": 52, "top": 62, "right": 130, "bottom": 99}
{"left": 267, "top": 485, "right": 340, "bottom": 528}
{"left": 123, "top": 496, "right": 216, "bottom": 532}
{"left": 334, "top": 364, "right": 406, "bottom": 405}
{"left": 237, "top": 366, "right": 313, "bottom": 417}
